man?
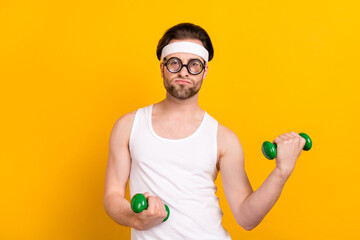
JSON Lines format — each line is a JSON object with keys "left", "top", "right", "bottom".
{"left": 103, "top": 23, "right": 306, "bottom": 239}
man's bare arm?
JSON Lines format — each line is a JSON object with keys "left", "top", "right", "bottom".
{"left": 219, "top": 126, "right": 305, "bottom": 231}
{"left": 103, "top": 112, "right": 138, "bottom": 228}
{"left": 103, "top": 111, "right": 168, "bottom": 230}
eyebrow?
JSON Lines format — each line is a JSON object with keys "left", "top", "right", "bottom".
{"left": 165, "top": 57, "right": 204, "bottom": 64}
{"left": 188, "top": 58, "right": 202, "bottom": 62}
{"left": 185, "top": 58, "right": 205, "bottom": 65}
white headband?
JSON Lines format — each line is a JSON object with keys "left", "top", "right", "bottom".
{"left": 161, "top": 41, "right": 209, "bottom": 62}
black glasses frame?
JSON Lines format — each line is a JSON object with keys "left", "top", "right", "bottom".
{"left": 164, "top": 57, "right": 205, "bottom": 75}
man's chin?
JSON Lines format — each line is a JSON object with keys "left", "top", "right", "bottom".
{"left": 165, "top": 84, "right": 200, "bottom": 100}
{"left": 172, "top": 92, "right": 190, "bottom": 100}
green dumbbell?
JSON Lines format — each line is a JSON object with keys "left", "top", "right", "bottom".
{"left": 131, "top": 193, "right": 170, "bottom": 222}
{"left": 262, "top": 132, "right": 312, "bottom": 160}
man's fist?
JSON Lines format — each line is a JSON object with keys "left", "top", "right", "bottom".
{"left": 132, "top": 192, "right": 168, "bottom": 231}
{"left": 273, "top": 131, "right": 306, "bottom": 177}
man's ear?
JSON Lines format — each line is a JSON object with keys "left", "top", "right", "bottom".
{"left": 160, "top": 62, "right": 164, "bottom": 78}
{"left": 202, "top": 63, "right": 209, "bottom": 80}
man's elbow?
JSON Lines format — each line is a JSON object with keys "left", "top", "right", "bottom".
{"left": 242, "top": 225, "right": 256, "bottom": 231}
{"left": 103, "top": 193, "right": 116, "bottom": 216}
{"left": 103, "top": 196, "right": 110, "bottom": 216}
{"left": 239, "top": 222, "right": 257, "bottom": 231}
{"left": 236, "top": 217, "right": 259, "bottom": 231}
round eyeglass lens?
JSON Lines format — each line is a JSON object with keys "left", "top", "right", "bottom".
{"left": 188, "top": 59, "right": 203, "bottom": 74}
{"left": 167, "top": 58, "right": 181, "bottom": 72}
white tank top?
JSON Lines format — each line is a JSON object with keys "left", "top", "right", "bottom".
{"left": 129, "top": 104, "right": 231, "bottom": 240}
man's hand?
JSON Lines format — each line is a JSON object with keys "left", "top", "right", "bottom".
{"left": 218, "top": 126, "right": 309, "bottom": 230}
{"left": 273, "top": 131, "right": 306, "bottom": 178}
{"left": 133, "top": 192, "right": 168, "bottom": 231}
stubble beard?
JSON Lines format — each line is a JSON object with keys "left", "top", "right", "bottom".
{"left": 164, "top": 78, "right": 203, "bottom": 100}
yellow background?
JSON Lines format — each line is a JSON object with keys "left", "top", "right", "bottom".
{"left": 1, "top": 0, "right": 359, "bottom": 239}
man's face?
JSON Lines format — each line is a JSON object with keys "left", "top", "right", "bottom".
{"left": 160, "top": 39, "right": 209, "bottom": 100}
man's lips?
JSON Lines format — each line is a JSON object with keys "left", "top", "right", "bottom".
{"left": 175, "top": 79, "right": 191, "bottom": 84}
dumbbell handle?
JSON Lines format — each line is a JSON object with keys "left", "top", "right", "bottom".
{"left": 262, "top": 132, "right": 312, "bottom": 160}
{"left": 131, "top": 193, "right": 170, "bottom": 222}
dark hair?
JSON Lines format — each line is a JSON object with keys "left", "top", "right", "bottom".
{"left": 156, "top": 23, "right": 214, "bottom": 62}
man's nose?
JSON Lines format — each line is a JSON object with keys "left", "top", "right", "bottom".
{"left": 178, "top": 65, "right": 189, "bottom": 76}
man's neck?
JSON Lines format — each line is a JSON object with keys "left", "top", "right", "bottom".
{"left": 155, "top": 93, "right": 203, "bottom": 118}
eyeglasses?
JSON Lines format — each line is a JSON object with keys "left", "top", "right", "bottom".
{"left": 163, "top": 57, "right": 205, "bottom": 75}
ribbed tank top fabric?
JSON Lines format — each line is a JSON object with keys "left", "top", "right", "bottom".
{"left": 129, "top": 104, "right": 231, "bottom": 240}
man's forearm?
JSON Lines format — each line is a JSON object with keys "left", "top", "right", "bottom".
{"left": 237, "top": 168, "right": 290, "bottom": 230}
{"left": 103, "top": 193, "right": 137, "bottom": 228}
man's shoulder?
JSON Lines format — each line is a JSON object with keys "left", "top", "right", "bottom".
{"left": 111, "top": 110, "right": 137, "bottom": 136}
{"left": 117, "top": 110, "right": 137, "bottom": 122}
{"left": 217, "top": 122, "right": 242, "bottom": 156}
{"left": 113, "top": 103, "right": 152, "bottom": 130}
{"left": 217, "top": 122, "right": 238, "bottom": 140}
